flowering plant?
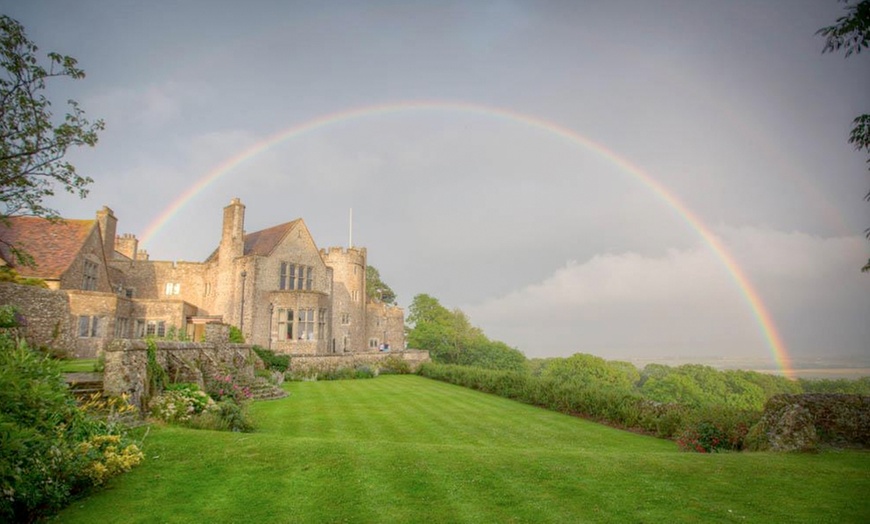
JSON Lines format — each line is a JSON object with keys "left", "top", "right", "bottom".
{"left": 205, "top": 372, "right": 252, "bottom": 403}
{"left": 676, "top": 421, "right": 727, "bottom": 453}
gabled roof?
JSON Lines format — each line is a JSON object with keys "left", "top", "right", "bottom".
{"left": 0, "top": 217, "right": 97, "bottom": 279}
{"left": 244, "top": 219, "right": 301, "bottom": 256}
{"left": 205, "top": 219, "right": 301, "bottom": 262}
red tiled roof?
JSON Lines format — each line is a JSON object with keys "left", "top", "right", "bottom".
{"left": 0, "top": 217, "right": 97, "bottom": 279}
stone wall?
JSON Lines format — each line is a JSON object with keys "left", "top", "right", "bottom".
{"left": 103, "top": 324, "right": 255, "bottom": 411}
{"left": 288, "top": 349, "right": 430, "bottom": 376}
{"left": 747, "top": 393, "right": 870, "bottom": 452}
{"left": 0, "top": 282, "right": 74, "bottom": 355}
{"left": 366, "top": 301, "right": 405, "bottom": 351}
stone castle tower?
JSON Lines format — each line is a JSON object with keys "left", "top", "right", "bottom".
{"left": 321, "top": 246, "right": 367, "bottom": 352}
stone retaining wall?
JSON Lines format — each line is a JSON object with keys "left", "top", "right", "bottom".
{"left": 0, "top": 282, "right": 74, "bottom": 355}
{"left": 104, "top": 324, "right": 254, "bottom": 410}
{"left": 289, "top": 349, "right": 430, "bottom": 375}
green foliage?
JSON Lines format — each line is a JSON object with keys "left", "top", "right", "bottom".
{"left": 252, "top": 345, "right": 290, "bottom": 373}
{"left": 798, "top": 376, "right": 870, "bottom": 395}
{"left": 205, "top": 371, "right": 252, "bottom": 403}
{"left": 0, "top": 16, "right": 104, "bottom": 265}
{"left": 316, "top": 365, "right": 377, "bottom": 381}
{"left": 162, "top": 325, "right": 189, "bottom": 342}
{"left": 0, "top": 334, "right": 141, "bottom": 521}
{"left": 377, "top": 355, "right": 411, "bottom": 375}
{"left": 539, "top": 353, "right": 638, "bottom": 393}
{"left": 406, "top": 293, "right": 527, "bottom": 371}
{"left": 0, "top": 304, "right": 17, "bottom": 328}
{"left": 150, "top": 384, "right": 211, "bottom": 424}
{"left": 817, "top": 1, "right": 870, "bottom": 270}
{"left": 186, "top": 399, "right": 254, "bottom": 433}
{"left": 365, "top": 265, "right": 396, "bottom": 303}
{"left": 0, "top": 267, "right": 47, "bottom": 287}
{"left": 675, "top": 406, "right": 759, "bottom": 453}
{"left": 145, "top": 339, "right": 167, "bottom": 398}
{"left": 228, "top": 325, "right": 244, "bottom": 343}
{"left": 817, "top": 0, "right": 869, "bottom": 57}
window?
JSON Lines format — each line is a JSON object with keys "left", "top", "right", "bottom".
{"left": 352, "top": 290, "right": 359, "bottom": 302}
{"left": 114, "top": 317, "right": 129, "bottom": 338}
{"left": 164, "top": 282, "right": 180, "bottom": 296}
{"left": 78, "top": 315, "right": 99, "bottom": 338}
{"left": 299, "top": 308, "right": 314, "bottom": 340}
{"left": 318, "top": 308, "right": 327, "bottom": 340}
{"left": 277, "top": 308, "right": 294, "bottom": 340}
{"left": 135, "top": 319, "right": 146, "bottom": 338}
{"left": 369, "top": 338, "right": 379, "bottom": 349}
{"left": 145, "top": 320, "right": 166, "bottom": 337}
{"left": 125, "top": 288, "right": 134, "bottom": 298}
{"left": 78, "top": 316, "right": 90, "bottom": 337}
{"left": 204, "top": 283, "right": 211, "bottom": 296}
{"left": 341, "top": 312, "right": 351, "bottom": 325}
{"left": 279, "top": 262, "right": 314, "bottom": 290}
{"left": 82, "top": 260, "right": 98, "bottom": 290}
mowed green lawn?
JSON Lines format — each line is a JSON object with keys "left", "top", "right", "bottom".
{"left": 56, "top": 375, "right": 869, "bottom": 523}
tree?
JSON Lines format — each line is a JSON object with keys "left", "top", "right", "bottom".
{"left": 365, "top": 265, "right": 397, "bottom": 304}
{"left": 817, "top": 1, "right": 870, "bottom": 271}
{"left": 0, "top": 15, "right": 103, "bottom": 264}
{"left": 406, "top": 293, "right": 527, "bottom": 370}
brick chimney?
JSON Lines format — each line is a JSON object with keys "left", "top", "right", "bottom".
{"left": 96, "top": 206, "right": 117, "bottom": 259}
{"left": 219, "top": 197, "right": 245, "bottom": 262}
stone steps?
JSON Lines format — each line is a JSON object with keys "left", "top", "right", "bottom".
{"left": 65, "top": 372, "right": 104, "bottom": 400}
{"left": 239, "top": 377, "right": 288, "bottom": 401}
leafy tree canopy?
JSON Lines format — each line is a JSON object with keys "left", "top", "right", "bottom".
{"left": 0, "top": 15, "right": 103, "bottom": 264}
{"left": 406, "top": 293, "right": 526, "bottom": 372}
{"left": 365, "top": 265, "right": 396, "bottom": 304}
{"left": 817, "top": 1, "right": 870, "bottom": 271}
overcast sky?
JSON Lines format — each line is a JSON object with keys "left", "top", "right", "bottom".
{"left": 5, "top": 1, "right": 868, "bottom": 365}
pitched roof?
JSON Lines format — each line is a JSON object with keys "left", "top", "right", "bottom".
{"left": 0, "top": 217, "right": 97, "bottom": 279}
{"left": 205, "top": 219, "right": 300, "bottom": 262}
{"left": 244, "top": 220, "right": 301, "bottom": 256}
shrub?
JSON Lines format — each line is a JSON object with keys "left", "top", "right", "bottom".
{"left": 205, "top": 372, "right": 252, "bottom": 403}
{"left": 676, "top": 406, "right": 759, "bottom": 452}
{"left": 149, "top": 385, "right": 212, "bottom": 424}
{"left": 252, "top": 345, "right": 290, "bottom": 373}
{"left": 378, "top": 355, "right": 412, "bottom": 375}
{"left": 77, "top": 434, "right": 143, "bottom": 485}
{"left": 0, "top": 335, "right": 142, "bottom": 521}
{"left": 228, "top": 326, "right": 245, "bottom": 343}
{"left": 186, "top": 399, "right": 254, "bottom": 433}
{"left": 354, "top": 365, "right": 377, "bottom": 379}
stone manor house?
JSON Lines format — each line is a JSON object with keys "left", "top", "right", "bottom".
{"left": 0, "top": 198, "right": 405, "bottom": 358}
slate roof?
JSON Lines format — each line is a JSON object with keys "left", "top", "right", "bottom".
{"left": 205, "top": 219, "right": 300, "bottom": 262}
{"left": 0, "top": 217, "right": 97, "bottom": 279}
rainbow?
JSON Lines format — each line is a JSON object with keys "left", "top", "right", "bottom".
{"left": 140, "top": 100, "right": 793, "bottom": 377}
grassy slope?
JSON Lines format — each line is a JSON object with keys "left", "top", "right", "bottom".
{"left": 56, "top": 376, "right": 869, "bottom": 523}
